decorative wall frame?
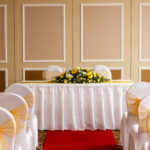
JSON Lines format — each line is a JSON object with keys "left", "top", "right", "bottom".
{"left": 22, "top": 4, "right": 66, "bottom": 62}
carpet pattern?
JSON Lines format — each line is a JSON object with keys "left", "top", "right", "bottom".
{"left": 36, "top": 130, "right": 123, "bottom": 150}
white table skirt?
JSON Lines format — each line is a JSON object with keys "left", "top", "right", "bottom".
{"left": 24, "top": 83, "right": 133, "bottom": 130}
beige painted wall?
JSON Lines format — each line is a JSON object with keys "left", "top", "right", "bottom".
{"left": 141, "top": 6, "right": 150, "bottom": 59}
{"left": 73, "top": 0, "right": 131, "bottom": 81}
{"left": 2, "top": 0, "right": 150, "bottom": 87}
{"left": 131, "top": 0, "right": 150, "bottom": 82}
{"left": 0, "top": 0, "right": 15, "bottom": 90}
{"left": 15, "top": 0, "right": 72, "bottom": 82}
{"left": 83, "top": 6, "right": 121, "bottom": 60}
{"left": 25, "top": 6, "right": 64, "bottom": 60}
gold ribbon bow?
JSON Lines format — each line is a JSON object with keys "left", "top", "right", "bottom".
{"left": 138, "top": 105, "right": 150, "bottom": 136}
{"left": 126, "top": 92, "right": 141, "bottom": 116}
{"left": 0, "top": 119, "right": 16, "bottom": 150}
{"left": 10, "top": 104, "right": 28, "bottom": 134}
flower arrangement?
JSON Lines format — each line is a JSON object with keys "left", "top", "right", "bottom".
{"left": 48, "top": 67, "right": 110, "bottom": 84}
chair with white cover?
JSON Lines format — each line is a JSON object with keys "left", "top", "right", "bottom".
{"left": 0, "top": 107, "right": 16, "bottom": 150}
{"left": 120, "top": 82, "right": 150, "bottom": 150}
{"left": 128, "top": 94, "right": 150, "bottom": 150}
{"left": 5, "top": 83, "right": 38, "bottom": 149}
{"left": 0, "top": 93, "right": 33, "bottom": 150}
{"left": 92, "top": 65, "right": 112, "bottom": 79}
{"left": 42, "top": 65, "right": 65, "bottom": 80}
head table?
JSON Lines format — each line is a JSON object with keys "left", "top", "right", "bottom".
{"left": 22, "top": 81, "right": 133, "bottom": 130}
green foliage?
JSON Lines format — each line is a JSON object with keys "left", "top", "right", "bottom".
{"left": 48, "top": 67, "right": 110, "bottom": 84}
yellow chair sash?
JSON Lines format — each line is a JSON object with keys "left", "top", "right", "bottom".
{"left": 138, "top": 105, "right": 150, "bottom": 136}
{"left": 24, "top": 93, "right": 34, "bottom": 108}
{"left": 0, "top": 119, "right": 16, "bottom": 150}
{"left": 10, "top": 104, "right": 27, "bottom": 134}
{"left": 126, "top": 92, "right": 141, "bottom": 116}
{"left": 24, "top": 93, "right": 34, "bottom": 120}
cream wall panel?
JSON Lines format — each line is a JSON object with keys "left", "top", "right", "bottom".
{"left": 110, "top": 67, "right": 124, "bottom": 80}
{"left": 23, "top": 4, "right": 65, "bottom": 62}
{"left": 131, "top": 0, "right": 150, "bottom": 82}
{"left": 23, "top": 68, "right": 44, "bottom": 81}
{"left": 73, "top": 0, "right": 131, "bottom": 80}
{"left": 81, "top": 4, "right": 123, "bottom": 61}
{"left": 140, "top": 4, "right": 150, "bottom": 60}
{"left": 0, "top": 0, "right": 15, "bottom": 86}
{"left": 15, "top": 0, "right": 72, "bottom": 82}
{"left": 139, "top": 67, "right": 150, "bottom": 82}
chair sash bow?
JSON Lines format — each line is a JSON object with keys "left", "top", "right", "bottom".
{"left": 10, "top": 104, "right": 27, "bottom": 133}
{"left": 0, "top": 119, "right": 16, "bottom": 150}
{"left": 126, "top": 92, "right": 141, "bottom": 116}
{"left": 138, "top": 105, "right": 150, "bottom": 136}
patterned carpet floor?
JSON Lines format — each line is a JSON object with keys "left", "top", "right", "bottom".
{"left": 36, "top": 130, "right": 123, "bottom": 150}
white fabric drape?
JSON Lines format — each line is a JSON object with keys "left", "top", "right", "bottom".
{"left": 24, "top": 83, "right": 133, "bottom": 130}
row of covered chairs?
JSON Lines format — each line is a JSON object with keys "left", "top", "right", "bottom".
{"left": 0, "top": 83, "right": 38, "bottom": 150}
{"left": 120, "top": 82, "right": 150, "bottom": 150}
{"left": 42, "top": 65, "right": 112, "bottom": 80}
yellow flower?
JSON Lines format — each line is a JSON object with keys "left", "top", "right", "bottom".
{"left": 77, "top": 75, "right": 79, "bottom": 78}
{"left": 69, "top": 76, "right": 72, "bottom": 80}
{"left": 64, "top": 79, "right": 67, "bottom": 83}
{"left": 87, "top": 72, "right": 93, "bottom": 79}
{"left": 97, "top": 73, "right": 100, "bottom": 77}
{"left": 86, "top": 69, "right": 90, "bottom": 72}
{"left": 60, "top": 72, "right": 65, "bottom": 78}
{"left": 72, "top": 69, "right": 77, "bottom": 74}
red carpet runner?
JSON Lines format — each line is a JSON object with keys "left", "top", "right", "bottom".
{"left": 43, "top": 130, "right": 118, "bottom": 150}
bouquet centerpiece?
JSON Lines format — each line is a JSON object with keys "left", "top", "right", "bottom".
{"left": 48, "top": 67, "right": 110, "bottom": 84}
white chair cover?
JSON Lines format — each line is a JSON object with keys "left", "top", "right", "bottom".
{"left": 0, "top": 93, "right": 32, "bottom": 150}
{"left": 92, "top": 65, "right": 112, "bottom": 79}
{"left": 42, "top": 65, "right": 65, "bottom": 80}
{"left": 5, "top": 83, "right": 38, "bottom": 149}
{"left": 128, "top": 124, "right": 149, "bottom": 150}
{"left": 128, "top": 94, "right": 150, "bottom": 150}
{"left": 0, "top": 107, "right": 16, "bottom": 150}
{"left": 120, "top": 82, "right": 150, "bottom": 150}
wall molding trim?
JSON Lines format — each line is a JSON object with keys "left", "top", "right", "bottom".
{"left": 138, "top": 66, "right": 150, "bottom": 82}
{"left": 139, "top": 3, "right": 150, "bottom": 62}
{"left": 0, "top": 5, "right": 7, "bottom": 63}
{"left": 23, "top": 67, "right": 45, "bottom": 81}
{"left": 22, "top": 4, "right": 66, "bottom": 62}
{"left": 109, "top": 67, "right": 124, "bottom": 80}
{"left": 81, "top": 3, "right": 124, "bottom": 62}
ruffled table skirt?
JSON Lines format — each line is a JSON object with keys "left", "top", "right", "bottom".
{"left": 24, "top": 83, "right": 133, "bottom": 130}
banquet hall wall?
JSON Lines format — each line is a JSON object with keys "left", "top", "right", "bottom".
{"left": 0, "top": 0, "right": 150, "bottom": 91}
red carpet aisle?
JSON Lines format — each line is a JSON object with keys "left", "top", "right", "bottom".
{"left": 43, "top": 130, "right": 118, "bottom": 150}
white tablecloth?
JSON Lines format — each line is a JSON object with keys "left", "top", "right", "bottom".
{"left": 24, "top": 83, "right": 133, "bottom": 130}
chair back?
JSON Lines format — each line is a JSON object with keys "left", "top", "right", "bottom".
{"left": 138, "top": 94, "right": 150, "bottom": 136}
{"left": 0, "top": 93, "right": 28, "bottom": 134}
{"left": 43, "top": 65, "right": 65, "bottom": 80}
{"left": 126, "top": 82, "right": 150, "bottom": 116}
{"left": 92, "top": 65, "right": 112, "bottom": 79}
{"left": 0, "top": 107, "right": 16, "bottom": 150}
{"left": 5, "top": 83, "right": 34, "bottom": 119}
